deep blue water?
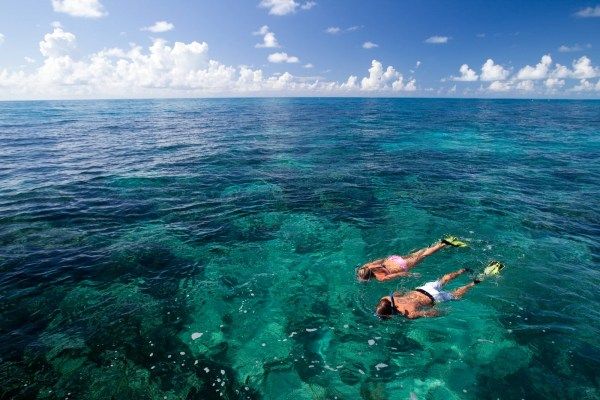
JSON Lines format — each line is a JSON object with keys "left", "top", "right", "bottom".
{"left": 0, "top": 98, "right": 599, "bottom": 399}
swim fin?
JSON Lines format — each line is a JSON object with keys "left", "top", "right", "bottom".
{"left": 475, "top": 261, "right": 505, "bottom": 282}
{"left": 442, "top": 236, "right": 467, "bottom": 247}
{"left": 483, "top": 261, "right": 505, "bottom": 276}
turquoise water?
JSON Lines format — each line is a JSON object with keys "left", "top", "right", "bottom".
{"left": 0, "top": 98, "right": 598, "bottom": 399}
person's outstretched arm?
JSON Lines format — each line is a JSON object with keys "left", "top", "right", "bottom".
{"left": 378, "top": 272, "right": 410, "bottom": 281}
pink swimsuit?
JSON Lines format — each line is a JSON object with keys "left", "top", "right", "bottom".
{"left": 386, "top": 255, "right": 408, "bottom": 271}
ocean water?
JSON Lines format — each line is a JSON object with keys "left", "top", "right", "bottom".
{"left": 0, "top": 98, "right": 598, "bottom": 400}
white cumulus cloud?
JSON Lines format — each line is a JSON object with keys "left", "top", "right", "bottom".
{"left": 360, "top": 60, "right": 405, "bottom": 91}
{"left": 571, "top": 56, "right": 599, "bottom": 78}
{"left": 574, "top": 5, "right": 600, "bottom": 17}
{"left": 142, "top": 21, "right": 175, "bottom": 33}
{"left": 259, "top": 0, "right": 315, "bottom": 15}
{"left": 452, "top": 64, "right": 478, "bottom": 81}
{"left": 300, "top": 1, "right": 316, "bottom": 10}
{"left": 303, "top": 63, "right": 313, "bottom": 68}
{"left": 516, "top": 80, "right": 534, "bottom": 91}
{"left": 268, "top": 52, "right": 299, "bottom": 63}
{"left": 571, "top": 79, "right": 600, "bottom": 92}
{"left": 325, "top": 26, "right": 361, "bottom": 35}
{"left": 52, "top": 0, "right": 107, "bottom": 18}
{"left": 404, "top": 79, "right": 417, "bottom": 91}
{"left": 488, "top": 80, "right": 511, "bottom": 92}
{"left": 362, "top": 41, "right": 378, "bottom": 49}
{"left": 39, "top": 27, "right": 76, "bottom": 58}
{"left": 558, "top": 43, "right": 590, "bottom": 52}
{"left": 551, "top": 63, "right": 571, "bottom": 79}
{"left": 544, "top": 78, "right": 564, "bottom": 89}
{"left": 424, "top": 36, "right": 449, "bottom": 44}
{"left": 340, "top": 75, "right": 358, "bottom": 90}
{"left": 253, "top": 26, "right": 280, "bottom": 48}
{"left": 551, "top": 56, "right": 599, "bottom": 79}
{"left": 259, "top": 0, "right": 297, "bottom": 15}
{"left": 0, "top": 33, "right": 4, "bottom": 46}
{"left": 480, "top": 59, "right": 509, "bottom": 81}
{"left": 516, "top": 54, "right": 552, "bottom": 80}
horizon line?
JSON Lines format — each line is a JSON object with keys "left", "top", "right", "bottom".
{"left": 1, "top": 96, "right": 599, "bottom": 103}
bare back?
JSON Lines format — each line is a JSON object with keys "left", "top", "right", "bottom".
{"left": 392, "top": 291, "right": 435, "bottom": 319}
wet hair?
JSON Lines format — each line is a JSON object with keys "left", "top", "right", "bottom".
{"left": 357, "top": 267, "right": 373, "bottom": 281}
{"left": 375, "top": 298, "right": 393, "bottom": 319}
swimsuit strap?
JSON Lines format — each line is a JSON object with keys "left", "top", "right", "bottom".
{"left": 415, "top": 288, "right": 436, "bottom": 305}
{"left": 389, "top": 292, "right": 398, "bottom": 315}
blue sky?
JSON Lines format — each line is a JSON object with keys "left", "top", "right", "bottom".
{"left": 0, "top": 0, "right": 599, "bottom": 99}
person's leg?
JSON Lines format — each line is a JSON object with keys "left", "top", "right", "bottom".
{"left": 451, "top": 282, "right": 477, "bottom": 299}
{"left": 438, "top": 268, "right": 468, "bottom": 285}
{"left": 403, "top": 242, "right": 447, "bottom": 269}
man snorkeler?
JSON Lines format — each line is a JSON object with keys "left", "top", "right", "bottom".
{"left": 356, "top": 236, "right": 467, "bottom": 282}
{"left": 374, "top": 261, "right": 504, "bottom": 319}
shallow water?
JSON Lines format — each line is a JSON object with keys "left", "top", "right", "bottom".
{"left": 0, "top": 98, "right": 599, "bottom": 399}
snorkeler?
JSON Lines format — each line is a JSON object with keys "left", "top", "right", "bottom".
{"left": 356, "top": 236, "right": 467, "bottom": 282}
{"left": 374, "top": 261, "right": 504, "bottom": 319}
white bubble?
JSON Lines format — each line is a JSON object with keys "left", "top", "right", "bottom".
{"left": 375, "top": 363, "right": 388, "bottom": 371}
{"left": 191, "top": 332, "right": 203, "bottom": 340}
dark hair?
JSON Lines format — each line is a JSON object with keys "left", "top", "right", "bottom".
{"left": 375, "top": 298, "right": 393, "bottom": 319}
{"left": 357, "top": 267, "right": 373, "bottom": 281}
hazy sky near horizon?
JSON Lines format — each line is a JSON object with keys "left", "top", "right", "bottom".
{"left": 0, "top": 0, "right": 599, "bottom": 99}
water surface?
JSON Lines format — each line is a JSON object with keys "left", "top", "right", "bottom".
{"left": 1, "top": 98, "right": 599, "bottom": 399}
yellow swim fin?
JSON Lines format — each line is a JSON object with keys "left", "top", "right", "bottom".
{"left": 474, "top": 261, "right": 505, "bottom": 283}
{"left": 483, "top": 260, "right": 505, "bottom": 276}
{"left": 442, "top": 236, "right": 467, "bottom": 247}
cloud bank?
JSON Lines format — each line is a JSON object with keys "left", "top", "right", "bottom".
{"left": 449, "top": 54, "right": 600, "bottom": 93}
{"left": 0, "top": 27, "right": 416, "bottom": 100}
